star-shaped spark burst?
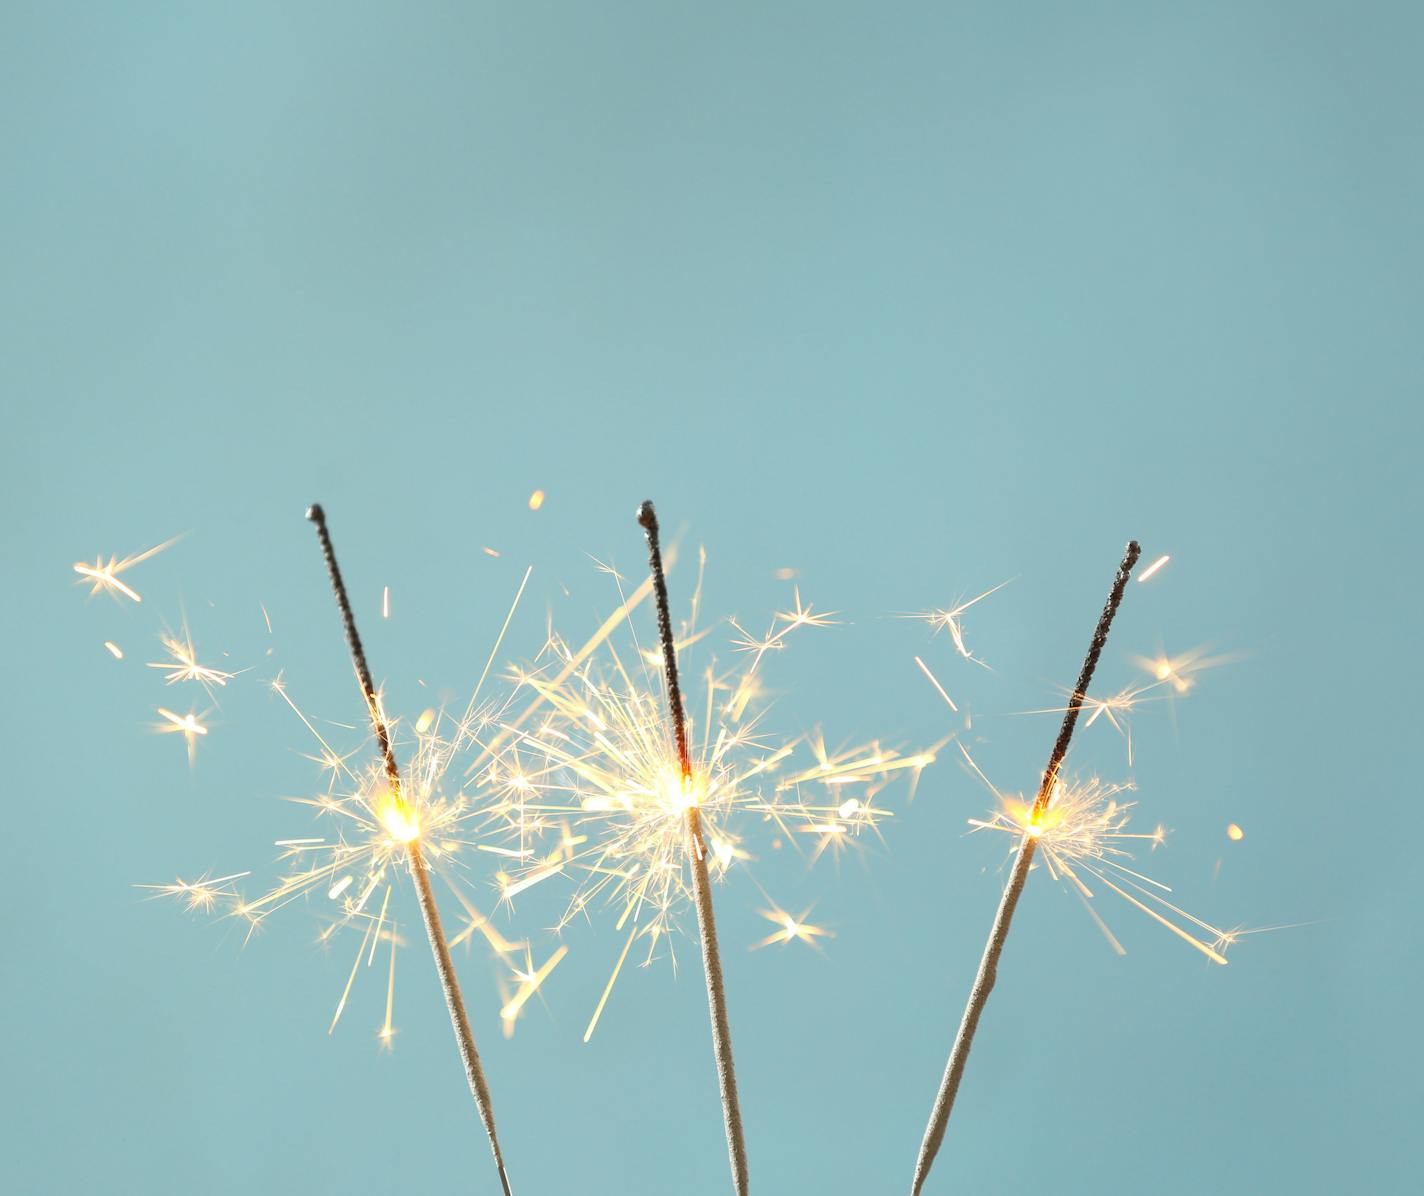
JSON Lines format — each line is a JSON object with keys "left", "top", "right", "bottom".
{"left": 154, "top": 706, "right": 211, "bottom": 765}
{"left": 147, "top": 624, "right": 236, "bottom": 693}
{"left": 908, "top": 579, "right": 1011, "bottom": 669}
{"left": 1133, "top": 644, "right": 1235, "bottom": 696}
{"left": 137, "top": 870, "right": 251, "bottom": 913}
{"left": 753, "top": 904, "right": 834, "bottom": 950}
{"left": 72, "top": 535, "right": 183, "bottom": 603}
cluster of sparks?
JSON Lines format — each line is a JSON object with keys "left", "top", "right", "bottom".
{"left": 99, "top": 535, "right": 932, "bottom": 1044}
{"left": 141, "top": 681, "right": 547, "bottom": 1039}
{"left": 78, "top": 522, "right": 1243, "bottom": 1057}
{"left": 105, "top": 538, "right": 564, "bottom": 1042}
{"left": 495, "top": 561, "right": 938, "bottom": 1039}
{"left": 962, "top": 748, "right": 1235, "bottom": 964}
{"left": 911, "top": 574, "right": 1242, "bottom": 968}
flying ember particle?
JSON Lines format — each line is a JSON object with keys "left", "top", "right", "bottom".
{"left": 528, "top": 490, "right": 545, "bottom": 511}
{"left": 104, "top": 641, "right": 124, "bottom": 659}
{"left": 72, "top": 534, "right": 183, "bottom": 603}
{"left": 1137, "top": 554, "right": 1171, "bottom": 582}
{"left": 1226, "top": 823, "right": 1244, "bottom": 841}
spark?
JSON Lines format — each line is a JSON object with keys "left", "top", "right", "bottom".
{"left": 583, "top": 922, "right": 639, "bottom": 1043}
{"left": 1019, "top": 681, "right": 1163, "bottom": 766}
{"left": 1227, "top": 823, "right": 1244, "bottom": 842}
{"left": 728, "top": 586, "right": 839, "bottom": 687}
{"left": 104, "top": 641, "right": 124, "bottom": 660}
{"left": 753, "top": 905, "right": 833, "bottom": 950}
{"left": 382, "top": 586, "right": 390, "bottom": 619}
{"left": 499, "top": 944, "right": 569, "bottom": 1025}
{"left": 378, "top": 928, "right": 398, "bottom": 1047}
{"left": 136, "top": 871, "right": 250, "bottom": 912}
{"left": 155, "top": 707, "right": 210, "bottom": 765}
{"left": 72, "top": 534, "right": 182, "bottom": 603}
{"left": 1138, "top": 554, "right": 1171, "bottom": 582}
{"left": 147, "top": 625, "right": 235, "bottom": 691}
{"left": 915, "top": 655, "right": 958, "bottom": 714}
{"left": 1133, "top": 645, "right": 1234, "bottom": 696}
{"left": 528, "top": 489, "right": 545, "bottom": 511}
{"left": 910, "top": 579, "right": 1010, "bottom": 668}
{"left": 963, "top": 746, "right": 1228, "bottom": 964}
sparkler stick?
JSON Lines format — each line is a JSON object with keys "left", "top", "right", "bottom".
{"left": 909, "top": 540, "right": 1141, "bottom": 1196}
{"left": 638, "top": 500, "right": 750, "bottom": 1196}
{"left": 307, "top": 504, "right": 514, "bottom": 1196}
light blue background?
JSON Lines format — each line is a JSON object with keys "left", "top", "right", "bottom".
{"left": 3, "top": 3, "right": 1418, "bottom": 1193}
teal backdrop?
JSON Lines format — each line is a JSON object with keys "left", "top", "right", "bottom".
{"left": 2, "top": 3, "right": 1418, "bottom": 1193}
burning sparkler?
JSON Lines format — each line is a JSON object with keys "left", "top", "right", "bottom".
{"left": 503, "top": 642, "right": 925, "bottom": 965}
{"left": 499, "top": 548, "right": 932, "bottom": 1027}
{"left": 636, "top": 500, "right": 748, "bottom": 1196}
{"left": 493, "top": 503, "right": 936, "bottom": 1195}
{"left": 304, "top": 503, "right": 515, "bottom": 1196}
{"left": 144, "top": 509, "right": 537, "bottom": 1191}
{"left": 909, "top": 541, "right": 1142, "bottom": 1196}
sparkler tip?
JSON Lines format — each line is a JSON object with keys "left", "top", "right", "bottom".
{"left": 636, "top": 500, "right": 658, "bottom": 532}
{"left": 305, "top": 503, "right": 326, "bottom": 524}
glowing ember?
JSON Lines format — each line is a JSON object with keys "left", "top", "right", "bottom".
{"left": 1137, "top": 554, "right": 1171, "bottom": 582}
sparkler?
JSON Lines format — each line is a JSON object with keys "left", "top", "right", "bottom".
{"left": 461, "top": 505, "right": 933, "bottom": 1191}
{"left": 909, "top": 541, "right": 1141, "bottom": 1196}
{"left": 500, "top": 543, "right": 930, "bottom": 1029}
{"left": 305, "top": 504, "right": 514, "bottom": 1196}
{"left": 638, "top": 500, "right": 749, "bottom": 1196}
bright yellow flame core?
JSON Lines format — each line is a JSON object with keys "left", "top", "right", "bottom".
{"left": 378, "top": 793, "right": 421, "bottom": 843}
{"left": 659, "top": 767, "right": 706, "bottom": 812}
{"left": 969, "top": 772, "right": 1231, "bottom": 965}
